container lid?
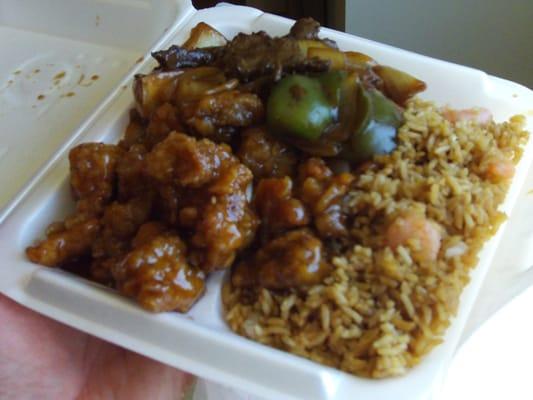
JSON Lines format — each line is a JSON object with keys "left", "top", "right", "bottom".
{"left": 0, "top": 0, "right": 195, "bottom": 219}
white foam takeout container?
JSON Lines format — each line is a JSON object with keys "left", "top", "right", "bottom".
{"left": 1, "top": 1, "right": 533, "bottom": 399}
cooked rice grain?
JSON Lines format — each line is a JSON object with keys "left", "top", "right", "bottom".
{"left": 223, "top": 99, "right": 529, "bottom": 378}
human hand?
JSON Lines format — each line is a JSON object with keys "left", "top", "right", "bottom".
{"left": 0, "top": 294, "right": 195, "bottom": 400}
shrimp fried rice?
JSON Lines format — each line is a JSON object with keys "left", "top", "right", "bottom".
{"left": 223, "top": 99, "right": 529, "bottom": 378}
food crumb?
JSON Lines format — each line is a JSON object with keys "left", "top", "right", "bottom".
{"left": 77, "top": 73, "right": 94, "bottom": 87}
{"left": 512, "top": 93, "right": 518, "bottom": 98}
{"left": 122, "top": 85, "right": 127, "bottom": 90}
{"left": 33, "top": 68, "right": 41, "bottom": 74}
{"left": 61, "top": 92, "right": 76, "bottom": 98}
{"left": 14, "top": 70, "right": 21, "bottom": 75}
{"left": 136, "top": 56, "right": 144, "bottom": 64}
{"left": 37, "top": 94, "right": 45, "bottom": 100}
{"left": 53, "top": 71, "right": 66, "bottom": 83}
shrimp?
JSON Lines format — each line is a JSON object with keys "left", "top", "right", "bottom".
{"left": 485, "top": 157, "right": 515, "bottom": 183}
{"left": 441, "top": 107, "right": 492, "bottom": 126}
{"left": 386, "top": 212, "right": 442, "bottom": 263}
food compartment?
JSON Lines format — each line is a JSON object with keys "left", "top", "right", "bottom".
{"left": 15, "top": 5, "right": 286, "bottom": 321}
{"left": 11, "top": 88, "right": 229, "bottom": 330}
{"left": 177, "top": 0, "right": 533, "bottom": 360}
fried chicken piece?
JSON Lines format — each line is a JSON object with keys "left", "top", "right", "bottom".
{"left": 145, "top": 131, "right": 232, "bottom": 187}
{"left": 145, "top": 132, "right": 258, "bottom": 272}
{"left": 112, "top": 235, "right": 205, "bottom": 313}
{"left": 26, "top": 215, "right": 100, "bottom": 267}
{"left": 92, "top": 197, "right": 153, "bottom": 260}
{"left": 91, "top": 220, "right": 166, "bottom": 286}
{"left": 177, "top": 161, "right": 258, "bottom": 272}
{"left": 254, "top": 177, "right": 309, "bottom": 235}
{"left": 232, "top": 229, "right": 330, "bottom": 289}
{"left": 131, "top": 222, "right": 167, "bottom": 248}
{"left": 145, "top": 103, "right": 184, "bottom": 149}
{"left": 69, "top": 143, "right": 124, "bottom": 215}
{"left": 116, "top": 144, "right": 149, "bottom": 201}
{"left": 89, "top": 197, "right": 153, "bottom": 284}
{"left": 190, "top": 189, "right": 258, "bottom": 272}
{"left": 183, "top": 90, "right": 264, "bottom": 140}
{"left": 297, "top": 158, "right": 354, "bottom": 238}
{"left": 238, "top": 127, "right": 297, "bottom": 179}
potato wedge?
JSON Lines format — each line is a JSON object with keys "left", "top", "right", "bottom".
{"left": 174, "top": 67, "right": 227, "bottom": 102}
{"left": 308, "top": 47, "right": 376, "bottom": 72}
{"left": 133, "top": 71, "right": 183, "bottom": 118}
{"left": 183, "top": 22, "right": 227, "bottom": 50}
{"left": 297, "top": 39, "right": 330, "bottom": 56}
{"left": 372, "top": 65, "right": 426, "bottom": 105}
{"left": 307, "top": 47, "right": 346, "bottom": 69}
{"left": 345, "top": 51, "right": 377, "bottom": 68}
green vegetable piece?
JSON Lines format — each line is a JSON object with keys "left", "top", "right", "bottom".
{"left": 342, "top": 86, "right": 404, "bottom": 163}
{"left": 267, "top": 74, "right": 336, "bottom": 141}
{"left": 369, "top": 88, "right": 403, "bottom": 126}
{"left": 318, "top": 70, "right": 346, "bottom": 110}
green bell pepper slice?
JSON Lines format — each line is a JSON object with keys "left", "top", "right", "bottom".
{"left": 267, "top": 72, "right": 345, "bottom": 141}
{"left": 341, "top": 86, "right": 403, "bottom": 163}
{"left": 266, "top": 71, "right": 404, "bottom": 163}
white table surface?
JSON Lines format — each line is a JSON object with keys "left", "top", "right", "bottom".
{"left": 437, "top": 285, "right": 533, "bottom": 400}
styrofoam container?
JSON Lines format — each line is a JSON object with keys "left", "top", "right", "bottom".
{"left": 1, "top": 1, "right": 533, "bottom": 399}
